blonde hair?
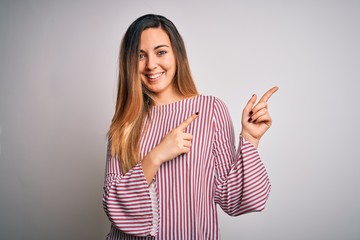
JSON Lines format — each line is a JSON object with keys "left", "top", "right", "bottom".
{"left": 108, "top": 14, "right": 198, "bottom": 174}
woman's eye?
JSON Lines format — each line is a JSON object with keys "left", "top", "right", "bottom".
{"left": 157, "top": 50, "right": 167, "bottom": 56}
{"left": 139, "top": 53, "right": 146, "bottom": 59}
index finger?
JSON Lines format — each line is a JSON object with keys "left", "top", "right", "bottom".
{"left": 177, "top": 113, "right": 199, "bottom": 130}
{"left": 259, "top": 86, "right": 279, "bottom": 103}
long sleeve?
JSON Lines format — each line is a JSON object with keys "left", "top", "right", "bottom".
{"left": 213, "top": 98, "right": 271, "bottom": 216}
{"left": 102, "top": 141, "right": 156, "bottom": 237}
{"left": 103, "top": 95, "right": 271, "bottom": 239}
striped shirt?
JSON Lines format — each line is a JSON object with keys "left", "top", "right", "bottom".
{"left": 103, "top": 95, "right": 271, "bottom": 239}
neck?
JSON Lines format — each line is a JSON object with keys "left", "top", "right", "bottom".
{"left": 153, "top": 92, "right": 184, "bottom": 106}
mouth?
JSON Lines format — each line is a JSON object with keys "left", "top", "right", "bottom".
{"left": 145, "top": 72, "right": 163, "bottom": 82}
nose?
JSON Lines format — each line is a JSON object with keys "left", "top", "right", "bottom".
{"left": 146, "top": 54, "right": 157, "bottom": 70}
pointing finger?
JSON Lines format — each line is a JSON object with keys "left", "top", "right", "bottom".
{"left": 259, "top": 86, "right": 279, "bottom": 103}
{"left": 177, "top": 112, "right": 199, "bottom": 130}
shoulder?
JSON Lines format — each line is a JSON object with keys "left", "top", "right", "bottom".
{"left": 194, "top": 95, "right": 231, "bottom": 121}
{"left": 195, "top": 95, "right": 228, "bottom": 108}
{"left": 191, "top": 95, "right": 233, "bottom": 130}
{"left": 197, "top": 95, "right": 229, "bottom": 112}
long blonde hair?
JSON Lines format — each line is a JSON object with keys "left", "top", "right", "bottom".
{"left": 108, "top": 14, "right": 198, "bottom": 174}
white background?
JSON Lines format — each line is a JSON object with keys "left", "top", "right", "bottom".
{"left": 1, "top": 0, "right": 359, "bottom": 239}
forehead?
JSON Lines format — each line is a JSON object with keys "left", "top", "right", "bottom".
{"left": 140, "top": 28, "right": 171, "bottom": 49}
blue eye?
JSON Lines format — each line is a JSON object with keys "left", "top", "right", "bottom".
{"left": 157, "top": 50, "right": 167, "bottom": 56}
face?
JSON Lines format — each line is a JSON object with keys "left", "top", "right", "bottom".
{"left": 139, "top": 28, "right": 177, "bottom": 101}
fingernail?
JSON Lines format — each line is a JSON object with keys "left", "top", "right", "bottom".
{"left": 195, "top": 112, "right": 199, "bottom": 115}
{"left": 248, "top": 117, "right": 252, "bottom": 122}
{"left": 249, "top": 111, "right": 253, "bottom": 115}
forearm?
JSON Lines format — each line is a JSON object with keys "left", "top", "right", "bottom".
{"left": 215, "top": 136, "right": 271, "bottom": 216}
{"left": 141, "top": 149, "right": 162, "bottom": 185}
{"left": 103, "top": 162, "right": 154, "bottom": 235}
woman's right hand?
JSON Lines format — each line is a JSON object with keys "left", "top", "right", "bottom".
{"left": 149, "top": 113, "right": 199, "bottom": 165}
{"left": 142, "top": 113, "right": 198, "bottom": 184}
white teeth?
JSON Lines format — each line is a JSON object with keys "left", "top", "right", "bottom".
{"left": 147, "top": 73, "right": 162, "bottom": 79}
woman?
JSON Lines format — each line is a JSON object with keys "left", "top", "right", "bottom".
{"left": 103, "top": 14, "right": 278, "bottom": 240}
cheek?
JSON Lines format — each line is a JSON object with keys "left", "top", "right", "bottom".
{"left": 138, "top": 62, "right": 145, "bottom": 73}
{"left": 163, "top": 54, "right": 176, "bottom": 69}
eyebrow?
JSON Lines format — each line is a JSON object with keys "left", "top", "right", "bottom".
{"left": 154, "top": 44, "right": 170, "bottom": 49}
{"left": 140, "top": 44, "right": 170, "bottom": 52}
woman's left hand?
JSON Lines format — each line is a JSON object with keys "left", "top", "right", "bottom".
{"left": 240, "top": 86, "right": 279, "bottom": 148}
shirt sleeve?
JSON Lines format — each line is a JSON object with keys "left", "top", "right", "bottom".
{"left": 213, "top": 98, "right": 271, "bottom": 216}
{"left": 102, "top": 141, "right": 156, "bottom": 237}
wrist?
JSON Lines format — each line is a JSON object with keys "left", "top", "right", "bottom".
{"left": 146, "top": 148, "right": 163, "bottom": 167}
{"left": 141, "top": 149, "right": 162, "bottom": 185}
{"left": 240, "top": 131, "right": 259, "bottom": 148}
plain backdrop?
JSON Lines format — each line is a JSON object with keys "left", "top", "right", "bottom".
{"left": 1, "top": 0, "right": 359, "bottom": 239}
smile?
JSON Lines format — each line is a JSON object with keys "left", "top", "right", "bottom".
{"left": 146, "top": 72, "right": 163, "bottom": 80}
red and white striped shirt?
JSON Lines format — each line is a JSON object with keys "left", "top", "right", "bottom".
{"left": 103, "top": 95, "right": 271, "bottom": 239}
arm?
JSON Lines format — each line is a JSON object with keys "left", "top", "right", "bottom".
{"left": 141, "top": 113, "right": 199, "bottom": 184}
{"left": 103, "top": 113, "right": 199, "bottom": 236}
{"left": 213, "top": 98, "right": 271, "bottom": 216}
{"left": 102, "top": 141, "right": 155, "bottom": 237}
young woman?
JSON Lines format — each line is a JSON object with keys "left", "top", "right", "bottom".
{"left": 103, "top": 14, "right": 278, "bottom": 240}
